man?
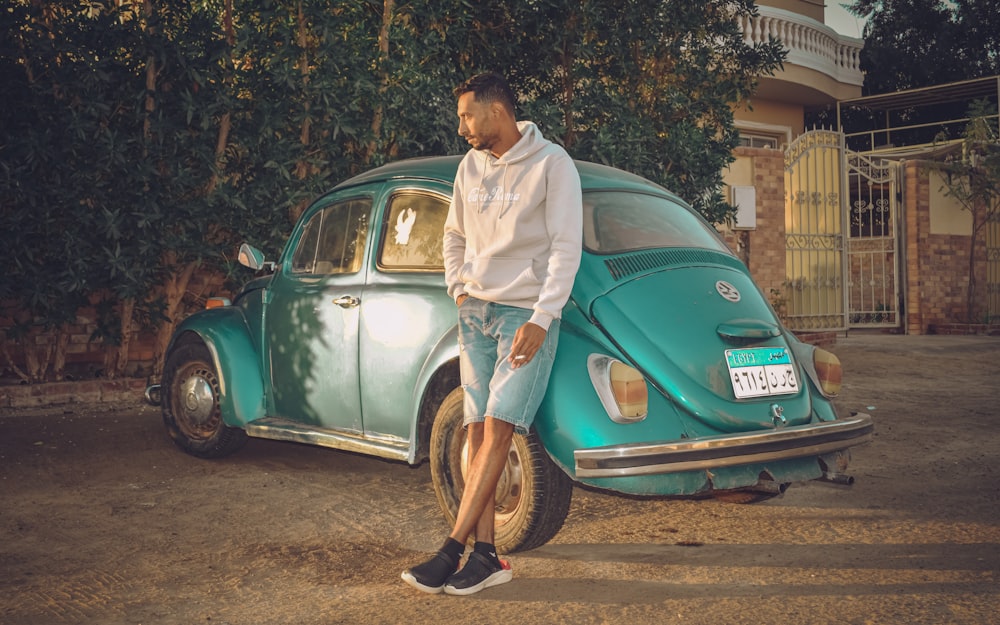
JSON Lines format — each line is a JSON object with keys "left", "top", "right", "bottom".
{"left": 401, "top": 72, "right": 582, "bottom": 596}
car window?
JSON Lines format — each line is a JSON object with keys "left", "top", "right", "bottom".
{"left": 378, "top": 192, "right": 449, "bottom": 271}
{"left": 290, "top": 211, "right": 323, "bottom": 273}
{"left": 290, "top": 198, "right": 372, "bottom": 275}
{"left": 583, "top": 191, "right": 730, "bottom": 254}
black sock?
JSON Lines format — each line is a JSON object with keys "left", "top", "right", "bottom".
{"left": 473, "top": 541, "right": 500, "bottom": 564}
{"left": 440, "top": 537, "right": 465, "bottom": 564}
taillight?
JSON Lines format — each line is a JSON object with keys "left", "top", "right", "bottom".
{"left": 588, "top": 355, "right": 648, "bottom": 423}
{"left": 813, "top": 348, "right": 842, "bottom": 397}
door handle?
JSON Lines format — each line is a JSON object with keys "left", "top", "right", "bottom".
{"left": 332, "top": 295, "right": 360, "bottom": 308}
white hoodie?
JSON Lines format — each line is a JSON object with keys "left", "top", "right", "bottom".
{"left": 443, "top": 121, "right": 583, "bottom": 330}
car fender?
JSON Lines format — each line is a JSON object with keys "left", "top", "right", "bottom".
{"left": 536, "top": 326, "right": 686, "bottom": 472}
{"left": 407, "top": 323, "right": 461, "bottom": 463}
{"left": 532, "top": 303, "right": 671, "bottom": 469}
{"left": 167, "top": 307, "right": 266, "bottom": 428}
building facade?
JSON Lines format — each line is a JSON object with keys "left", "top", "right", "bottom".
{"left": 723, "top": 1, "right": 998, "bottom": 335}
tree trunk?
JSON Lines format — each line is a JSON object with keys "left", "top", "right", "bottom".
{"left": 152, "top": 260, "right": 199, "bottom": 377}
{"left": 142, "top": 0, "right": 156, "bottom": 147}
{"left": 295, "top": 0, "right": 312, "bottom": 180}
{"left": 1, "top": 335, "right": 36, "bottom": 383}
{"left": 52, "top": 326, "right": 69, "bottom": 381}
{"left": 206, "top": 0, "right": 234, "bottom": 195}
{"left": 366, "top": 0, "right": 393, "bottom": 164}
{"left": 111, "top": 298, "right": 136, "bottom": 379}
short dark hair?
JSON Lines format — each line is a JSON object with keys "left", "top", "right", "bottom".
{"left": 453, "top": 72, "right": 517, "bottom": 114}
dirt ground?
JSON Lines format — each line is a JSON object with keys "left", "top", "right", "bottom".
{"left": 1, "top": 333, "right": 998, "bottom": 625}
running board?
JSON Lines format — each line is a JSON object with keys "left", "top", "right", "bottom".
{"left": 244, "top": 418, "right": 410, "bottom": 462}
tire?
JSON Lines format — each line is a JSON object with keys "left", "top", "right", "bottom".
{"left": 430, "top": 387, "right": 573, "bottom": 553}
{"left": 162, "top": 342, "right": 247, "bottom": 459}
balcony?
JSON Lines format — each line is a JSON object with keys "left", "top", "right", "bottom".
{"left": 739, "top": 5, "right": 864, "bottom": 106}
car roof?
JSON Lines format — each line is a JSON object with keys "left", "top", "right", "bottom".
{"left": 332, "top": 155, "right": 680, "bottom": 200}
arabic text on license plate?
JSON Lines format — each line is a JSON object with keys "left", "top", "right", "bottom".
{"left": 725, "top": 347, "right": 798, "bottom": 399}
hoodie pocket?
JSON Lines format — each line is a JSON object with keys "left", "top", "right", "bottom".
{"left": 461, "top": 256, "right": 543, "bottom": 300}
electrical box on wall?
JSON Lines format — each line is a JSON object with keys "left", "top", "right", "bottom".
{"left": 731, "top": 185, "right": 757, "bottom": 230}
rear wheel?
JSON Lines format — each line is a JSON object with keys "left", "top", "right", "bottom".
{"left": 162, "top": 342, "right": 247, "bottom": 459}
{"left": 430, "top": 387, "right": 573, "bottom": 553}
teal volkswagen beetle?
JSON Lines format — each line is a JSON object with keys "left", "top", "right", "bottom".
{"left": 150, "top": 156, "right": 872, "bottom": 552}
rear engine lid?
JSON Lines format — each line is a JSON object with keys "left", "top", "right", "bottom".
{"left": 589, "top": 263, "right": 813, "bottom": 434}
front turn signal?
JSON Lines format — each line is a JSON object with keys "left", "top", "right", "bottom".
{"left": 205, "top": 297, "right": 232, "bottom": 309}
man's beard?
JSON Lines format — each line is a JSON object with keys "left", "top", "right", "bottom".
{"left": 468, "top": 133, "right": 497, "bottom": 152}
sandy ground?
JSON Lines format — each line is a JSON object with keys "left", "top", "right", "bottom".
{"left": 1, "top": 333, "right": 998, "bottom": 625}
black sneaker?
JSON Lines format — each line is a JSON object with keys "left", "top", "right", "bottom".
{"left": 443, "top": 552, "right": 513, "bottom": 596}
{"left": 401, "top": 551, "right": 459, "bottom": 594}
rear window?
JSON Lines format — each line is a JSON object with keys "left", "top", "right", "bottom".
{"left": 582, "top": 191, "right": 729, "bottom": 254}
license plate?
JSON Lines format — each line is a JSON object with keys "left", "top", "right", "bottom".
{"left": 725, "top": 347, "right": 799, "bottom": 399}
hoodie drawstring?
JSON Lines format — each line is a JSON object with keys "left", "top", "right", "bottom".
{"left": 478, "top": 154, "right": 513, "bottom": 218}
{"left": 498, "top": 163, "right": 511, "bottom": 219}
{"left": 478, "top": 159, "right": 489, "bottom": 213}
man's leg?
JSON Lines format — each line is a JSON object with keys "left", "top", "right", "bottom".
{"left": 448, "top": 416, "right": 512, "bottom": 544}
{"left": 463, "top": 422, "right": 495, "bottom": 545}
{"left": 400, "top": 418, "right": 513, "bottom": 594}
{"left": 441, "top": 416, "right": 515, "bottom": 595}
{"left": 402, "top": 298, "right": 500, "bottom": 594}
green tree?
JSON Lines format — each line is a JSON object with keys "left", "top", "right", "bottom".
{"left": 830, "top": 0, "right": 1000, "bottom": 146}
{"left": 0, "top": 2, "right": 150, "bottom": 380}
{"left": 952, "top": 0, "right": 1000, "bottom": 79}
{"left": 848, "top": 0, "right": 1000, "bottom": 93}
{"left": 848, "top": 0, "right": 961, "bottom": 95}
{"left": 0, "top": 0, "right": 784, "bottom": 382}
{"left": 0, "top": 0, "right": 241, "bottom": 379}
{"left": 409, "top": 0, "right": 785, "bottom": 223}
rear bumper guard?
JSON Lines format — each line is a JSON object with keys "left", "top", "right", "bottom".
{"left": 574, "top": 413, "right": 873, "bottom": 478}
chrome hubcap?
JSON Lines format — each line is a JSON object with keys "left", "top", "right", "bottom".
{"left": 180, "top": 374, "right": 216, "bottom": 425}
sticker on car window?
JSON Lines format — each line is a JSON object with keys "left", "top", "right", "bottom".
{"left": 394, "top": 207, "right": 416, "bottom": 245}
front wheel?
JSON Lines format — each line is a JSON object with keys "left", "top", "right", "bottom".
{"left": 162, "top": 342, "right": 247, "bottom": 459}
{"left": 430, "top": 387, "right": 573, "bottom": 553}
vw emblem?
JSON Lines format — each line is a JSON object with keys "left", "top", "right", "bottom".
{"left": 716, "top": 280, "right": 741, "bottom": 302}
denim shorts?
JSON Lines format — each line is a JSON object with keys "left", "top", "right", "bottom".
{"left": 458, "top": 297, "right": 560, "bottom": 435}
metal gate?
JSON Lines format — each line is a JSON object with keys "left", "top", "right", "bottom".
{"left": 844, "top": 152, "right": 900, "bottom": 328}
{"left": 783, "top": 130, "right": 847, "bottom": 331}
{"left": 988, "top": 212, "right": 1000, "bottom": 323}
{"left": 783, "top": 130, "right": 901, "bottom": 331}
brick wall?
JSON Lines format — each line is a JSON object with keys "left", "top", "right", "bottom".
{"left": 723, "top": 152, "right": 990, "bottom": 336}
{"left": 902, "top": 160, "right": 988, "bottom": 333}
{"left": 742, "top": 147, "right": 788, "bottom": 299}
{"left": 1, "top": 270, "right": 230, "bottom": 379}
{"left": 719, "top": 146, "right": 787, "bottom": 308}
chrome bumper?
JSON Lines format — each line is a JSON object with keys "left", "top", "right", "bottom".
{"left": 574, "top": 413, "right": 873, "bottom": 478}
{"left": 144, "top": 384, "right": 162, "bottom": 406}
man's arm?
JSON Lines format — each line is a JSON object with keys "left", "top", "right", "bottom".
{"left": 443, "top": 171, "right": 468, "bottom": 304}
{"left": 528, "top": 153, "right": 583, "bottom": 330}
{"left": 510, "top": 153, "right": 582, "bottom": 369}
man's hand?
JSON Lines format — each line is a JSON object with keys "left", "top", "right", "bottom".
{"left": 508, "top": 322, "right": 546, "bottom": 369}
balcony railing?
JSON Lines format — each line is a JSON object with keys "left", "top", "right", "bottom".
{"left": 739, "top": 6, "right": 864, "bottom": 88}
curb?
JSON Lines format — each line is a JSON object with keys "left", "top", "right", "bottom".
{"left": 0, "top": 378, "right": 148, "bottom": 411}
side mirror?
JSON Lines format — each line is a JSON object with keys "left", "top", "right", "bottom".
{"left": 238, "top": 243, "right": 275, "bottom": 272}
